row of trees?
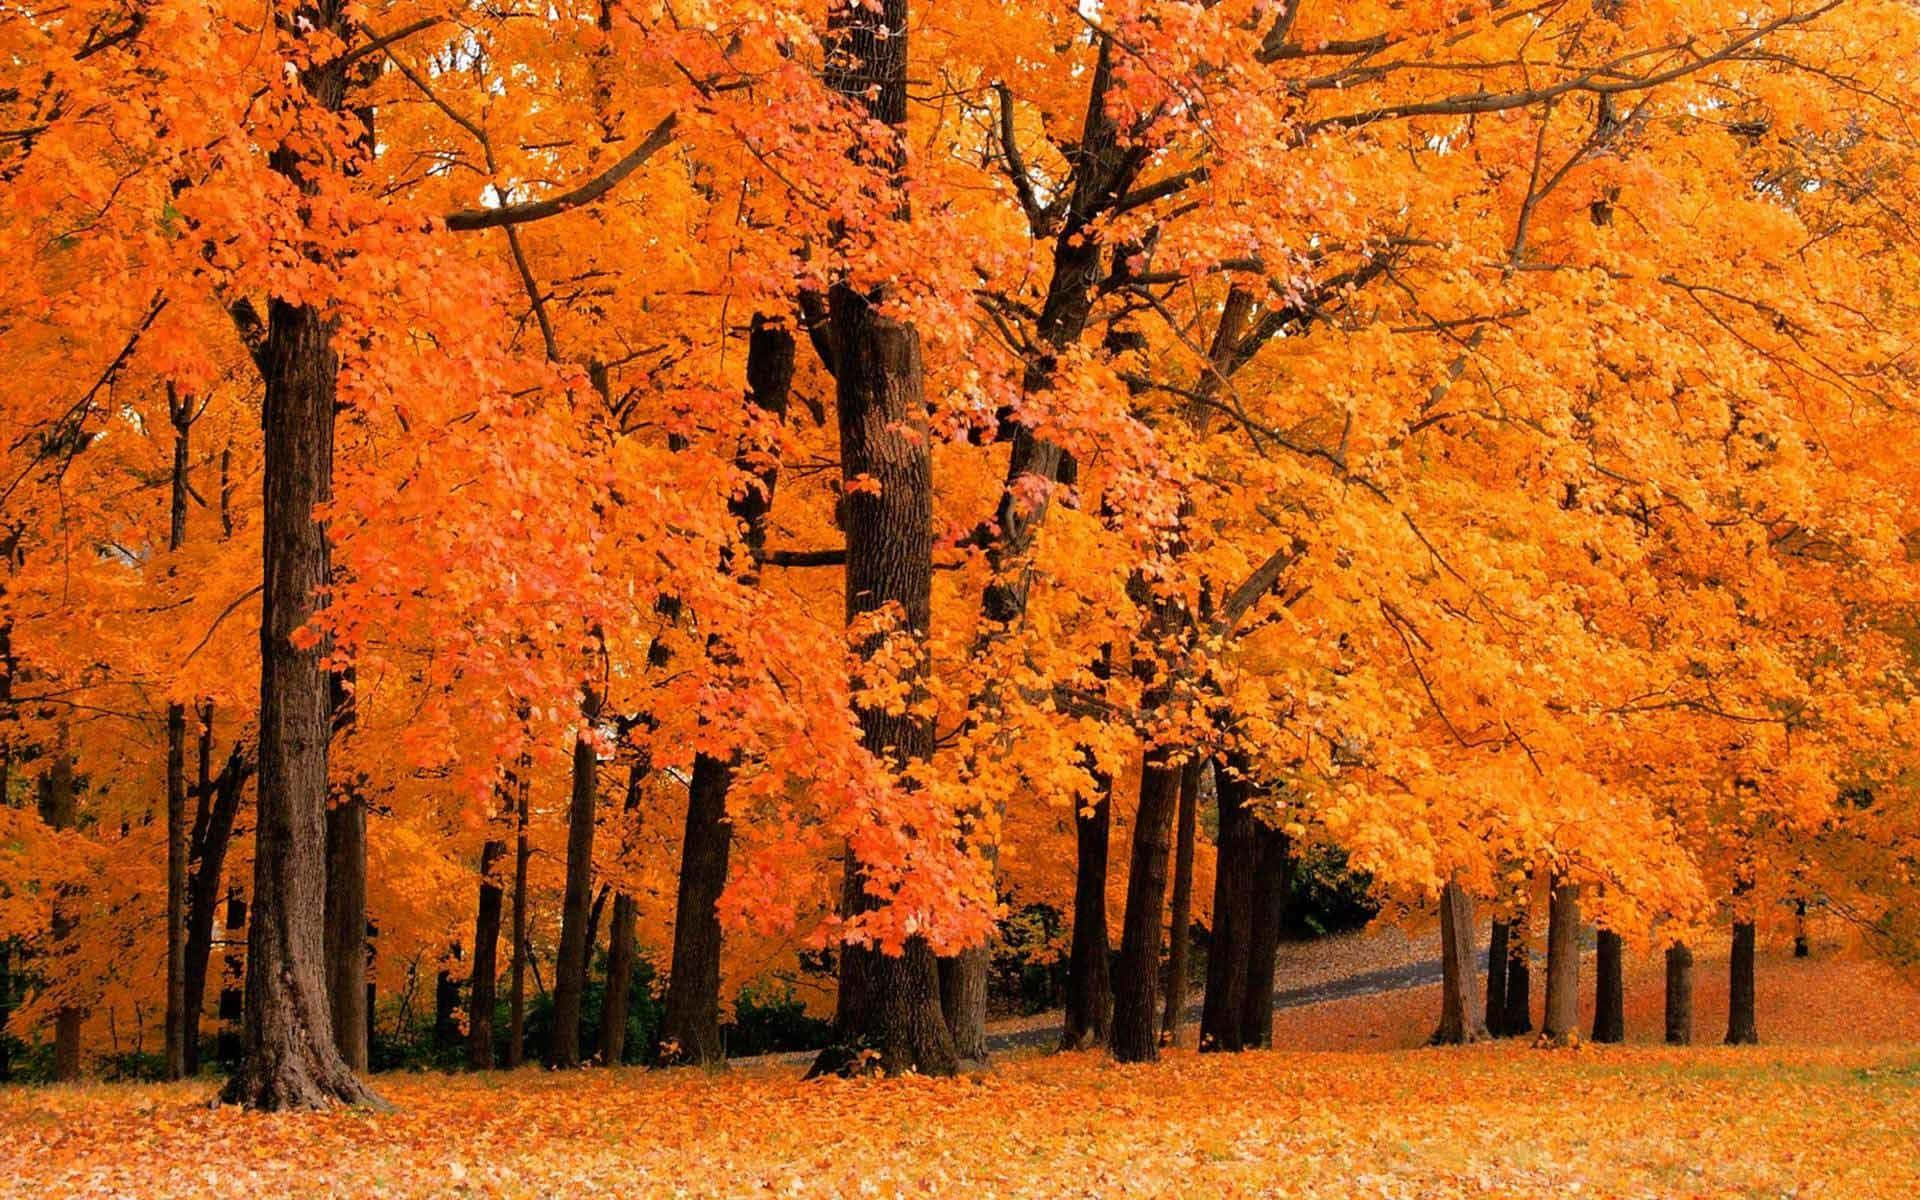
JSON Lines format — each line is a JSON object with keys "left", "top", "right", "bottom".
{"left": 4, "top": 0, "right": 1920, "bottom": 1107}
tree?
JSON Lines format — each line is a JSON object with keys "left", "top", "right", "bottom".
{"left": 1542, "top": 878, "right": 1582, "bottom": 1046}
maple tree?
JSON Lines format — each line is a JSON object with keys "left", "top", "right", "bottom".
{"left": 0, "top": 0, "right": 1918, "bottom": 1142}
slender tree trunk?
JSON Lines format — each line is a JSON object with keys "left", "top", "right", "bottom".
{"left": 1059, "top": 751, "right": 1113, "bottom": 1050}
{"left": 1794, "top": 898, "right": 1809, "bottom": 957}
{"left": 163, "top": 385, "right": 194, "bottom": 1081}
{"left": 652, "top": 696, "right": 730, "bottom": 1071}
{"left": 323, "top": 783, "right": 368, "bottom": 1072}
{"left": 185, "top": 733, "right": 246, "bottom": 1076}
{"left": 218, "top": 0, "right": 376, "bottom": 1112}
{"left": 1664, "top": 941, "right": 1693, "bottom": 1045}
{"left": 1433, "top": 882, "right": 1486, "bottom": 1044}
{"left": 434, "top": 953, "right": 461, "bottom": 1049}
{"left": 466, "top": 839, "right": 505, "bottom": 1069}
{"left": 550, "top": 715, "right": 601, "bottom": 1068}
{"left": 1484, "top": 919, "right": 1509, "bottom": 1038}
{"left": 42, "top": 737, "right": 83, "bottom": 1080}
{"left": 1240, "top": 814, "right": 1290, "bottom": 1049}
{"left": 1592, "top": 929, "right": 1624, "bottom": 1043}
{"left": 600, "top": 891, "right": 637, "bottom": 1065}
{"left": 1111, "top": 756, "right": 1183, "bottom": 1063}
{"left": 1726, "top": 920, "right": 1758, "bottom": 1044}
{"left": 1199, "top": 763, "right": 1253, "bottom": 1053}
{"left": 1541, "top": 876, "right": 1581, "bottom": 1044}
{"left": 1160, "top": 760, "right": 1203, "bottom": 1044}
{"left": 1503, "top": 899, "right": 1533, "bottom": 1037}
{"left": 506, "top": 775, "right": 530, "bottom": 1068}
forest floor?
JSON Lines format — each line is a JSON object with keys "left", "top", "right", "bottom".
{"left": 5, "top": 946, "right": 1920, "bottom": 1198}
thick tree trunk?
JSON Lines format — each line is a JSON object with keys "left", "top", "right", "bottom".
{"left": 1432, "top": 882, "right": 1486, "bottom": 1044}
{"left": 550, "top": 721, "right": 600, "bottom": 1068}
{"left": 1484, "top": 919, "right": 1509, "bottom": 1038}
{"left": 1110, "top": 758, "right": 1182, "bottom": 1063}
{"left": 1664, "top": 941, "right": 1693, "bottom": 1045}
{"left": 1160, "top": 760, "right": 1203, "bottom": 1044}
{"left": 1199, "top": 764, "right": 1254, "bottom": 1052}
{"left": 506, "top": 775, "right": 530, "bottom": 1069}
{"left": 804, "top": 12, "right": 957, "bottom": 1074}
{"left": 1502, "top": 901, "right": 1533, "bottom": 1037}
{"left": 1727, "top": 921, "right": 1758, "bottom": 1044}
{"left": 807, "top": 275, "right": 956, "bottom": 1078}
{"left": 466, "top": 839, "right": 505, "bottom": 1070}
{"left": 218, "top": 0, "right": 376, "bottom": 1113}
{"left": 323, "top": 786, "right": 368, "bottom": 1071}
{"left": 1239, "top": 815, "right": 1290, "bottom": 1049}
{"left": 1059, "top": 757, "right": 1113, "bottom": 1050}
{"left": 600, "top": 892, "right": 637, "bottom": 1065}
{"left": 1592, "top": 929, "right": 1625, "bottom": 1043}
{"left": 1541, "top": 876, "right": 1581, "bottom": 1044}
{"left": 660, "top": 755, "right": 734, "bottom": 1066}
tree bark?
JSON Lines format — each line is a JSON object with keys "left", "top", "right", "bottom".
{"left": 1160, "top": 759, "right": 1203, "bottom": 1044}
{"left": 600, "top": 891, "right": 637, "bottom": 1065}
{"left": 1199, "top": 763, "right": 1253, "bottom": 1053}
{"left": 466, "top": 838, "right": 505, "bottom": 1070}
{"left": 42, "top": 737, "right": 83, "bottom": 1081}
{"left": 550, "top": 713, "right": 600, "bottom": 1068}
{"left": 163, "top": 384, "right": 193, "bottom": 1081}
{"left": 506, "top": 773, "right": 530, "bottom": 1069}
{"left": 1484, "top": 919, "right": 1509, "bottom": 1038}
{"left": 1502, "top": 900, "right": 1533, "bottom": 1037}
{"left": 1664, "top": 940, "right": 1693, "bottom": 1045}
{"left": 185, "top": 732, "right": 247, "bottom": 1076}
{"left": 1059, "top": 751, "right": 1114, "bottom": 1051}
{"left": 323, "top": 783, "right": 368, "bottom": 1072}
{"left": 1110, "top": 757, "right": 1182, "bottom": 1063}
{"left": 217, "top": 0, "right": 377, "bottom": 1113}
{"left": 1592, "top": 928, "right": 1624, "bottom": 1043}
{"left": 1432, "top": 882, "right": 1486, "bottom": 1044}
{"left": 803, "top": 0, "right": 958, "bottom": 1074}
{"left": 1541, "top": 876, "right": 1581, "bottom": 1044}
{"left": 1726, "top": 920, "right": 1758, "bottom": 1044}
{"left": 1240, "top": 814, "right": 1290, "bottom": 1049}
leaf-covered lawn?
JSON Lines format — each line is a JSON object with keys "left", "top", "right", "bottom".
{"left": 5, "top": 1041, "right": 1917, "bottom": 1198}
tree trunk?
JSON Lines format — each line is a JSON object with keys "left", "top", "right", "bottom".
{"left": 659, "top": 753, "right": 734, "bottom": 1066}
{"left": 217, "top": 0, "right": 376, "bottom": 1113}
{"left": 1484, "top": 919, "right": 1509, "bottom": 1038}
{"left": 163, "top": 384, "right": 193, "bottom": 1081}
{"left": 1160, "top": 759, "right": 1203, "bottom": 1044}
{"left": 1664, "top": 941, "right": 1693, "bottom": 1045}
{"left": 1059, "top": 752, "right": 1113, "bottom": 1051}
{"left": 1726, "top": 920, "right": 1758, "bottom": 1044}
{"left": 804, "top": 10, "right": 957, "bottom": 1073}
{"left": 1541, "top": 876, "right": 1581, "bottom": 1044}
{"left": 1240, "top": 815, "right": 1290, "bottom": 1049}
{"left": 185, "top": 734, "right": 246, "bottom": 1076}
{"left": 434, "top": 954, "right": 461, "bottom": 1049}
{"left": 1199, "top": 763, "right": 1253, "bottom": 1053}
{"left": 506, "top": 774, "right": 530, "bottom": 1069}
{"left": 323, "top": 785, "right": 368, "bottom": 1072}
{"left": 806, "top": 272, "right": 956, "bottom": 1077}
{"left": 1110, "top": 758, "right": 1182, "bottom": 1063}
{"left": 42, "top": 739, "right": 83, "bottom": 1081}
{"left": 550, "top": 717, "right": 600, "bottom": 1068}
{"left": 1794, "top": 898, "right": 1809, "bottom": 957}
{"left": 466, "top": 839, "right": 505, "bottom": 1069}
{"left": 1502, "top": 900, "right": 1533, "bottom": 1037}
{"left": 164, "top": 700, "right": 189, "bottom": 1079}
{"left": 600, "top": 892, "right": 637, "bottom": 1066}
{"left": 1432, "top": 882, "right": 1485, "bottom": 1044}
{"left": 1592, "top": 929, "right": 1624, "bottom": 1043}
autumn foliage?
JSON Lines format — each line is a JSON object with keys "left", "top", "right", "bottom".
{"left": 3, "top": 0, "right": 1920, "bottom": 1153}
